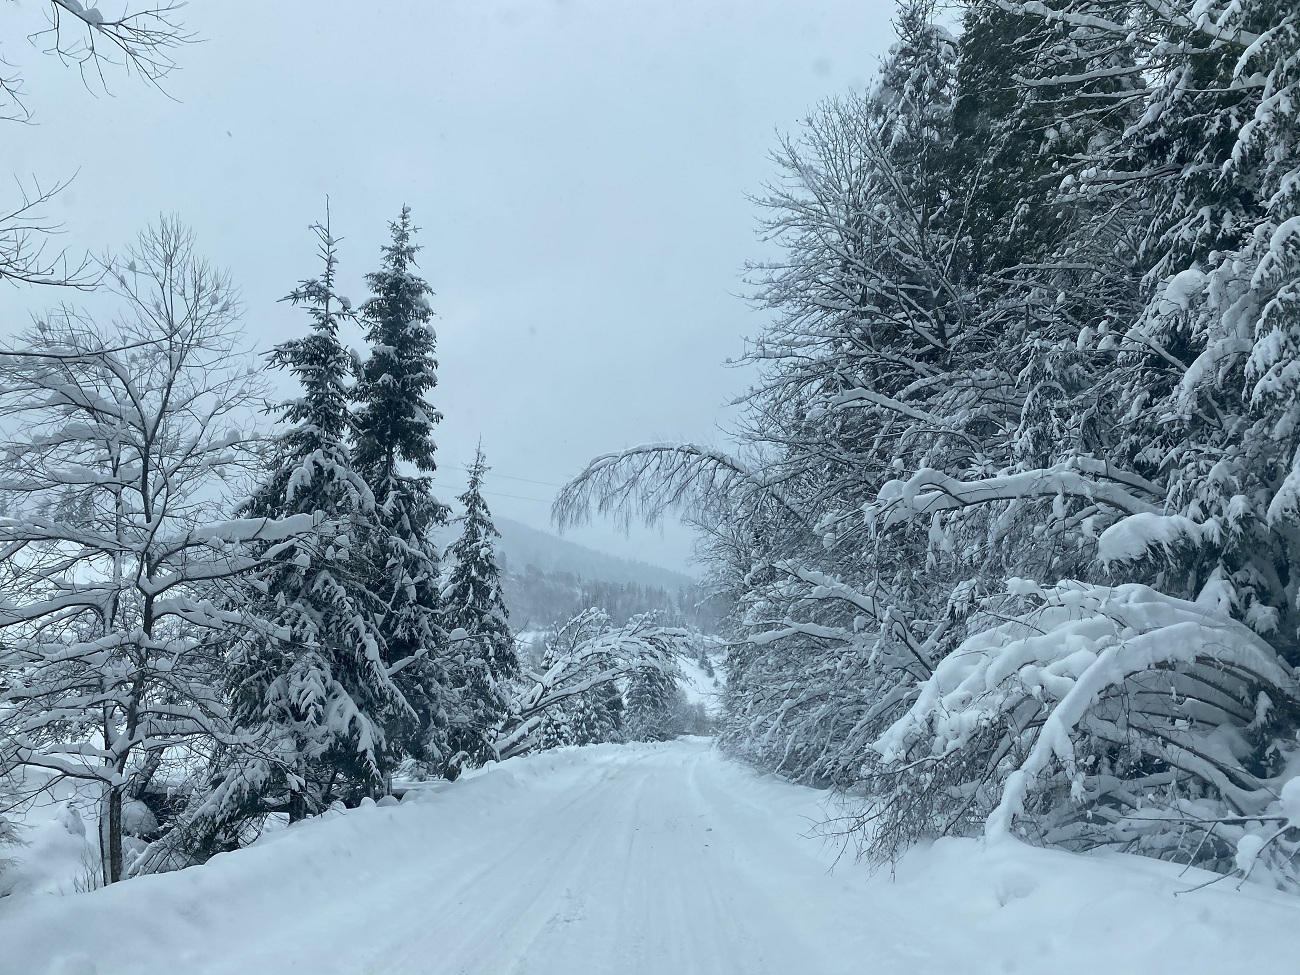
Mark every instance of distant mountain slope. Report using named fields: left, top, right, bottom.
left=436, top=516, right=721, bottom=633
left=492, top=517, right=697, bottom=592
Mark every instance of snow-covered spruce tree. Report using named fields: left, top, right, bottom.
left=0, top=219, right=306, bottom=885
left=623, top=664, right=685, bottom=743
left=352, top=206, right=452, bottom=771
left=191, top=218, right=404, bottom=850
left=835, top=1, right=1300, bottom=881
left=441, top=444, right=517, bottom=774
left=1061, top=0, right=1300, bottom=634
left=949, top=0, right=1136, bottom=275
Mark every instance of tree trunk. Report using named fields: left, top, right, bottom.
left=100, top=785, right=124, bottom=885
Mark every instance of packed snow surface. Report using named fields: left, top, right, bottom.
left=3, top=739, right=1298, bottom=974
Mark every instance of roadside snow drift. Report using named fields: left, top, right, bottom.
left=1, top=739, right=1297, bottom=975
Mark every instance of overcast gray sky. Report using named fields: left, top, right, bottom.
left=5, top=0, right=897, bottom=573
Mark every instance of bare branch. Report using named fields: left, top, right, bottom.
left=0, top=175, right=97, bottom=288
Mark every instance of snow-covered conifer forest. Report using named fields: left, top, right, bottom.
left=3, top=1, right=1300, bottom=973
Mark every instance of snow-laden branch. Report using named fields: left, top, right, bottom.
left=0, top=177, right=98, bottom=287
left=829, top=387, right=946, bottom=426
left=42, top=1, right=192, bottom=90
left=762, top=561, right=937, bottom=675
left=869, top=457, right=1162, bottom=529
left=1097, top=512, right=1221, bottom=566
left=553, top=442, right=807, bottom=532
left=496, top=613, right=694, bottom=760
left=872, top=582, right=1297, bottom=874
left=995, top=0, right=1261, bottom=50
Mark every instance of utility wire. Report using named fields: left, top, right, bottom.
left=474, top=469, right=564, bottom=489
left=431, top=481, right=553, bottom=505
left=442, top=460, right=566, bottom=490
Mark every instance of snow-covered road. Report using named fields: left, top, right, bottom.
left=4, top=738, right=1298, bottom=975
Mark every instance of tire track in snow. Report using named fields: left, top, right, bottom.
left=5, top=741, right=914, bottom=975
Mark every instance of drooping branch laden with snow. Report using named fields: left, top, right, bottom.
left=495, top=611, right=692, bottom=760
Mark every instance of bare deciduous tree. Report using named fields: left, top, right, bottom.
left=0, top=218, right=308, bottom=885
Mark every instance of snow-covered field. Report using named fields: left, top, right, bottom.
left=2, top=738, right=1297, bottom=975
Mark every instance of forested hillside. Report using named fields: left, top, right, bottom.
left=559, top=0, right=1300, bottom=887
left=438, top=516, right=727, bottom=632
left=501, top=565, right=724, bottom=634
left=493, top=517, right=698, bottom=594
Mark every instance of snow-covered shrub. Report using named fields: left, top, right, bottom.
left=868, top=582, right=1299, bottom=879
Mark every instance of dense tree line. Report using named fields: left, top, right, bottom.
left=558, top=0, right=1300, bottom=887
left=502, top=566, right=727, bottom=634
left=0, top=210, right=695, bottom=885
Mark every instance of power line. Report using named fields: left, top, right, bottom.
left=440, top=459, right=566, bottom=490
left=457, top=466, right=564, bottom=489
left=478, top=469, right=565, bottom=489
left=431, top=481, right=553, bottom=505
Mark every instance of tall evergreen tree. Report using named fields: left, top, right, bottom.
left=353, top=206, right=451, bottom=767
left=623, top=665, right=682, bottom=742
left=442, top=444, right=517, bottom=772
left=212, top=218, right=399, bottom=832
